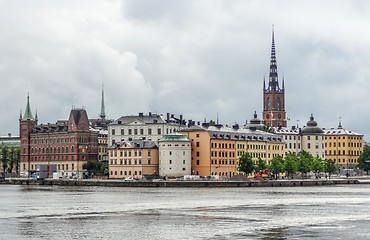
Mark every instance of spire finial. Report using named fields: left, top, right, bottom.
left=338, top=117, right=342, bottom=129
left=19, top=109, right=22, bottom=120
left=35, top=110, right=38, bottom=121
left=99, top=83, right=106, bottom=119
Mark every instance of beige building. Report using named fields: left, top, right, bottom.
left=158, top=133, right=191, bottom=177
left=274, top=115, right=325, bottom=158
left=108, top=140, right=158, bottom=179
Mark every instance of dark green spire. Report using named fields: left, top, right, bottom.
left=35, top=110, right=38, bottom=121
left=23, top=94, right=34, bottom=120
left=19, top=109, right=22, bottom=120
left=99, top=83, right=106, bottom=119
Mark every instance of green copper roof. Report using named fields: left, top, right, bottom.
left=22, top=95, right=34, bottom=120
left=159, top=132, right=190, bottom=141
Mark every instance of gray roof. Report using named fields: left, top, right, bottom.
left=111, top=114, right=166, bottom=125
left=323, top=128, right=362, bottom=136
left=301, top=115, right=324, bottom=135
left=181, top=125, right=284, bottom=143
left=110, top=139, right=158, bottom=149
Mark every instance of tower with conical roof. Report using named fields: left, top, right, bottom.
left=19, top=94, right=37, bottom=176
left=99, top=84, right=106, bottom=120
left=262, top=27, right=287, bottom=127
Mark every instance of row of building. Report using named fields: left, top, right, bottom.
left=14, top=29, right=364, bottom=179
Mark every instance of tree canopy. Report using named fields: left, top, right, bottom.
left=358, top=145, right=370, bottom=172
left=238, top=153, right=255, bottom=176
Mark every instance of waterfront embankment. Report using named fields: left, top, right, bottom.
left=1, top=177, right=369, bottom=187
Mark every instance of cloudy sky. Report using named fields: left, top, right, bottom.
left=1, top=0, right=370, bottom=141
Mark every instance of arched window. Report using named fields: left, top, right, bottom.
left=266, top=97, right=271, bottom=110
left=277, top=97, right=281, bottom=110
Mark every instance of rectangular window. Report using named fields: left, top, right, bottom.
left=112, top=129, right=115, bottom=135
left=158, top=128, right=161, bottom=135
left=140, top=129, right=144, bottom=135
left=196, top=160, right=200, bottom=165
left=121, top=129, right=124, bottom=135
left=128, top=129, right=132, bottom=135
left=196, top=152, right=200, bottom=157
left=148, top=129, right=152, bottom=135
left=134, top=129, right=138, bottom=135
left=196, top=142, right=199, bottom=147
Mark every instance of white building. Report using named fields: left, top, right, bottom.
left=158, top=132, right=191, bottom=177
left=274, top=114, right=325, bottom=158
left=108, top=113, right=186, bottom=146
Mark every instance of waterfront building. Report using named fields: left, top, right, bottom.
left=158, top=132, right=191, bottom=177
left=274, top=115, right=325, bottom=158
left=324, top=121, right=363, bottom=171
left=180, top=124, right=285, bottom=178
left=0, top=133, right=20, bottom=148
left=19, top=95, right=98, bottom=178
left=262, top=29, right=287, bottom=127
left=108, top=112, right=186, bottom=145
left=108, top=140, right=158, bottom=179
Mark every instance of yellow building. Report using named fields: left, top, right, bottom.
left=98, top=131, right=108, bottom=161
left=180, top=124, right=285, bottom=178
left=108, top=140, right=158, bottom=179
left=324, top=125, right=363, bottom=172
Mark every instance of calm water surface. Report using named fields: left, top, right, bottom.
left=0, top=184, right=369, bottom=239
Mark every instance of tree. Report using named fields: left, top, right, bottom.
left=311, top=156, right=324, bottom=178
left=209, top=120, right=216, bottom=126
left=255, top=157, right=267, bottom=172
left=238, top=153, right=255, bottom=176
left=324, top=159, right=337, bottom=178
left=8, top=147, right=19, bottom=173
left=297, top=151, right=313, bottom=178
left=358, top=145, right=370, bottom=174
left=262, top=124, right=274, bottom=133
left=284, top=152, right=298, bottom=179
left=269, top=155, right=284, bottom=179
left=1, top=146, right=10, bottom=173
left=83, top=160, right=108, bottom=177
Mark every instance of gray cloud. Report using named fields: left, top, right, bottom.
left=0, top=0, right=369, bottom=141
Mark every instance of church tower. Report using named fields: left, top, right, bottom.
left=19, top=94, right=37, bottom=175
left=262, top=28, right=287, bottom=127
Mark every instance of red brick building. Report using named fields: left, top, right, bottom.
left=19, top=95, right=98, bottom=178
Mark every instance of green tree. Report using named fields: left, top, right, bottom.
left=262, top=124, right=274, bottom=133
left=269, top=155, right=284, bottom=179
left=83, top=160, right=108, bottom=177
left=311, top=156, right=324, bottom=178
left=238, top=153, right=255, bottom=176
left=284, top=152, right=298, bottom=179
left=297, top=150, right=314, bottom=178
left=209, top=120, right=216, bottom=126
left=324, top=159, right=337, bottom=178
left=1, top=146, right=10, bottom=173
left=8, top=147, right=19, bottom=173
left=358, top=145, right=370, bottom=173
left=255, top=157, right=267, bottom=172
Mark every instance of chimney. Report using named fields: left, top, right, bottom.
left=167, top=113, right=170, bottom=123
left=8, top=133, right=11, bottom=137
left=179, top=115, right=183, bottom=124
left=149, top=112, right=152, bottom=116
left=197, top=121, right=200, bottom=125
left=139, top=112, right=143, bottom=117
left=171, top=114, right=174, bottom=118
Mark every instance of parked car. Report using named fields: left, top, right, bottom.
left=124, top=177, right=134, bottom=181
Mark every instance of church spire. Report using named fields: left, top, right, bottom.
left=99, top=83, right=106, bottom=119
left=23, top=94, right=34, bottom=120
left=267, top=25, right=280, bottom=92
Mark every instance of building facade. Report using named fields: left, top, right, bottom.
left=108, top=113, right=186, bottom=146
left=180, top=124, right=285, bottom=178
left=19, top=96, right=98, bottom=177
left=324, top=123, right=363, bottom=172
left=108, top=140, right=158, bottom=179
left=262, top=29, right=287, bottom=127
left=158, top=133, right=191, bottom=177
left=274, top=115, right=325, bottom=158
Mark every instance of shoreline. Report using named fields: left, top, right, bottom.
left=1, top=177, right=369, bottom=188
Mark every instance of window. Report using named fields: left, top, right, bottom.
left=307, top=143, right=311, bottom=149
left=158, top=128, right=161, bottom=135
left=112, top=129, right=115, bottom=135
left=183, top=160, right=186, bottom=164
left=169, top=160, right=172, bottom=164
left=196, top=142, right=199, bottom=147
left=121, top=129, right=124, bottom=135
left=134, top=129, right=138, bottom=135
left=140, top=129, right=144, bottom=135
left=128, top=129, right=132, bottom=135
left=148, top=129, right=152, bottom=135
left=196, top=134, right=199, bottom=137
left=196, top=152, right=200, bottom=157
left=196, top=160, right=200, bottom=165
left=307, top=136, right=311, bottom=140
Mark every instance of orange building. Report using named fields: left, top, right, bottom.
left=180, top=124, right=285, bottom=178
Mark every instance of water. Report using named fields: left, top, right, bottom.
left=0, top=184, right=369, bottom=239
